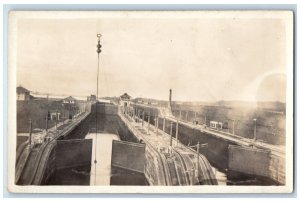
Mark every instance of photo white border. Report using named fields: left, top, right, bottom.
left=5, top=9, right=295, bottom=194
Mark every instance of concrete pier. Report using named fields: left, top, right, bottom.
left=87, top=133, right=120, bottom=186
left=118, top=107, right=218, bottom=185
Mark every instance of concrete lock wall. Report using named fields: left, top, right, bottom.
left=111, top=140, right=145, bottom=173
left=63, top=104, right=133, bottom=141
left=268, top=153, right=285, bottom=185
left=62, top=113, right=93, bottom=140
left=55, top=139, right=93, bottom=170
left=116, top=117, right=139, bottom=143
left=40, top=142, right=57, bottom=184
left=228, top=145, right=270, bottom=178
left=90, top=103, right=139, bottom=143
left=172, top=106, right=285, bottom=146
left=161, top=118, right=234, bottom=170
left=39, top=139, right=92, bottom=185
left=92, top=103, right=118, bottom=115
left=17, top=136, right=28, bottom=149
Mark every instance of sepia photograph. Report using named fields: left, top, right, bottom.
left=7, top=10, right=294, bottom=193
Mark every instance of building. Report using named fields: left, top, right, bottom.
left=119, top=93, right=131, bottom=107
left=210, top=121, right=223, bottom=130
left=87, top=94, right=97, bottom=102
left=62, top=96, right=76, bottom=104
left=49, top=110, right=61, bottom=121
left=16, top=86, right=31, bottom=101
left=61, top=96, right=78, bottom=119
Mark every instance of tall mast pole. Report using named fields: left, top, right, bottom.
left=93, top=33, right=102, bottom=185
left=97, top=34, right=102, bottom=101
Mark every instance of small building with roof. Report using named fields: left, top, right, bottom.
left=119, top=93, right=131, bottom=107
left=62, top=96, right=76, bottom=104
left=16, top=86, right=32, bottom=101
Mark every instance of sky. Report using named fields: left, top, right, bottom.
left=16, top=12, right=290, bottom=102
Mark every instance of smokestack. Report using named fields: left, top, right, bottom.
left=168, top=89, right=172, bottom=110
left=168, top=89, right=172, bottom=115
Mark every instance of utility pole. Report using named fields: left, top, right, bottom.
left=138, top=110, right=140, bottom=123
left=190, top=169, right=194, bottom=185
left=55, top=110, right=58, bottom=131
left=232, top=120, right=235, bottom=136
left=163, top=117, right=166, bottom=133
left=29, top=119, right=32, bottom=149
left=156, top=116, right=158, bottom=135
left=170, top=122, right=173, bottom=147
left=176, top=119, right=179, bottom=145
left=179, top=110, right=182, bottom=120
left=253, top=118, right=257, bottom=141
left=142, top=111, right=145, bottom=127
left=196, top=141, right=200, bottom=182
left=147, top=114, right=150, bottom=135
left=133, top=109, right=135, bottom=120
left=45, top=111, right=48, bottom=134
left=186, top=111, right=188, bottom=122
